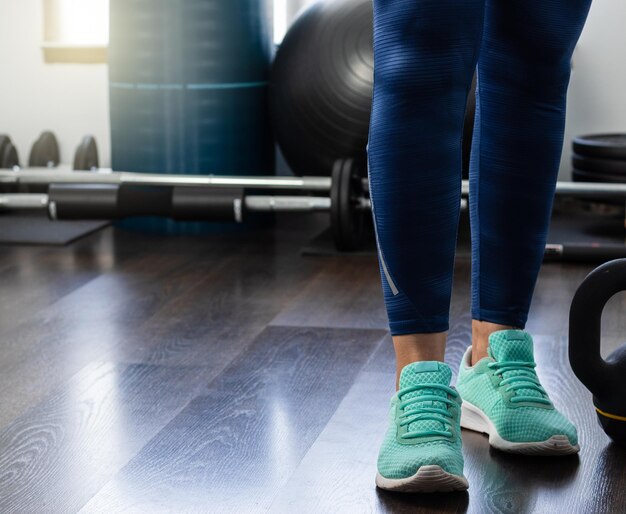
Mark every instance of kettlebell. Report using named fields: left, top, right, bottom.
left=569, top=258, right=626, bottom=445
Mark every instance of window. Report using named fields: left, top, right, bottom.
left=274, top=0, right=289, bottom=44
left=43, top=0, right=312, bottom=62
left=43, top=0, right=109, bottom=63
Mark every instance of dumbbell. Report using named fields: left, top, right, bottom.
left=17, top=131, right=60, bottom=193
left=73, top=135, right=99, bottom=171
left=0, top=134, right=20, bottom=169
left=29, top=131, right=60, bottom=168
left=21, top=132, right=100, bottom=191
left=27, top=132, right=99, bottom=171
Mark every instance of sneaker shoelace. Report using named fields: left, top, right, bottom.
left=488, top=360, right=552, bottom=406
left=398, top=383, right=458, bottom=439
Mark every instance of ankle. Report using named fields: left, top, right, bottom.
left=393, top=332, right=447, bottom=389
left=471, top=320, right=518, bottom=365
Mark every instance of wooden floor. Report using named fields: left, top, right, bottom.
left=0, top=213, right=624, bottom=513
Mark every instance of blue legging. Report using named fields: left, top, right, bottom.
left=368, top=0, right=592, bottom=335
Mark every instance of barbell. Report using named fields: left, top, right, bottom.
left=0, top=158, right=369, bottom=250
left=3, top=159, right=626, bottom=254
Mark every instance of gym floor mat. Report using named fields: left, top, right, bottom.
left=0, top=213, right=109, bottom=246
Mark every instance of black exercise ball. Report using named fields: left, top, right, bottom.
left=270, top=0, right=476, bottom=177
left=271, top=0, right=374, bottom=176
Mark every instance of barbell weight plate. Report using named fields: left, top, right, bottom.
left=572, top=154, right=626, bottom=176
left=347, top=160, right=367, bottom=250
left=28, top=131, right=60, bottom=168
left=331, top=157, right=366, bottom=251
left=572, top=168, right=626, bottom=184
left=73, top=135, right=100, bottom=171
left=573, top=134, right=626, bottom=161
left=330, top=159, right=344, bottom=248
left=2, top=142, right=19, bottom=169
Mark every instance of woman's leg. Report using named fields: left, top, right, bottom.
left=368, top=0, right=485, bottom=384
left=370, top=0, right=486, bottom=492
left=455, top=0, right=592, bottom=457
left=469, top=0, right=593, bottom=361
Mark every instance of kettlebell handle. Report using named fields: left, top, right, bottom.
left=569, top=259, right=626, bottom=396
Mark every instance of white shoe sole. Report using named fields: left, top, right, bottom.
left=460, top=400, right=580, bottom=455
left=376, top=465, right=469, bottom=493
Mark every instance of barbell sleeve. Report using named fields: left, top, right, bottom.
left=244, top=195, right=331, bottom=212
left=0, top=194, right=48, bottom=210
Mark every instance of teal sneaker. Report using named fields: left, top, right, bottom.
left=456, top=329, right=579, bottom=455
left=376, top=361, right=468, bottom=492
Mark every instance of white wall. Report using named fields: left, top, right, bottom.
left=287, top=0, right=314, bottom=23
left=0, top=0, right=110, bottom=167
left=560, top=0, right=626, bottom=179
left=0, top=0, right=623, bottom=176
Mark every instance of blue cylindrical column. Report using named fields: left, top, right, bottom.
left=108, top=0, right=274, bottom=232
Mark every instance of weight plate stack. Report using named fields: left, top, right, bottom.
left=572, top=134, right=626, bottom=204
left=573, top=134, right=626, bottom=161
left=572, top=155, right=626, bottom=176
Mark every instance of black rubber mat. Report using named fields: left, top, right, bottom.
left=0, top=213, right=109, bottom=246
